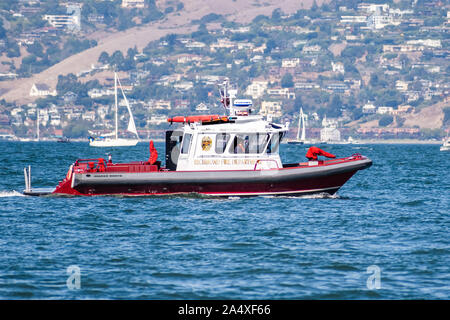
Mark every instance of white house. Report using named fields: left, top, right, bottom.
left=50, top=114, right=61, bottom=126
left=362, top=102, right=376, bottom=114
left=320, top=127, right=341, bottom=142
left=395, top=80, right=409, bottom=92
left=152, top=100, right=171, bottom=110
left=340, top=15, right=367, bottom=24
left=302, top=45, right=321, bottom=53
left=195, top=103, right=209, bottom=112
left=121, top=0, right=145, bottom=8
left=82, top=111, right=96, bottom=122
left=30, top=83, right=57, bottom=97
left=174, top=81, right=194, bottom=91
left=43, top=14, right=80, bottom=29
left=88, top=88, right=114, bottom=98
left=260, top=101, right=282, bottom=118
left=282, top=58, right=300, bottom=68
left=406, top=39, right=441, bottom=48
left=266, top=87, right=296, bottom=100
left=377, top=106, right=394, bottom=115
left=245, top=80, right=268, bottom=99
left=331, top=62, right=345, bottom=74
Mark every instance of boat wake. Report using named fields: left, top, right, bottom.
left=0, top=190, right=25, bottom=197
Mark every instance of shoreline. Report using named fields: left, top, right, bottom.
left=353, top=139, right=443, bottom=145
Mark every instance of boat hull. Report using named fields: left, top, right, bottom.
left=54, top=157, right=372, bottom=197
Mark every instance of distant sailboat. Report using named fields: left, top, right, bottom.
left=89, top=72, right=139, bottom=147
left=288, top=107, right=308, bottom=145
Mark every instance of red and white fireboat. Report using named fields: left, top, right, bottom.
left=23, top=83, right=371, bottom=197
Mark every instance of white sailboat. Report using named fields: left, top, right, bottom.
left=89, top=72, right=139, bottom=147
left=288, top=107, right=308, bottom=144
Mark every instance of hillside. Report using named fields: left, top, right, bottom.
left=403, top=101, right=446, bottom=130
left=0, top=0, right=326, bottom=105
left=348, top=102, right=446, bottom=130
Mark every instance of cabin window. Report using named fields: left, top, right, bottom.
left=229, top=133, right=269, bottom=154
left=229, top=134, right=250, bottom=154
left=248, top=133, right=270, bottom=153
left=181, top=133, right=192, bottom=154
left=165, top=131, right=183, bottom=170
left=215, top=133, right=230, bottom=154
left=267, top=132, right=283, bottom=154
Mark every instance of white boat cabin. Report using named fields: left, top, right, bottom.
left=165, top=99, right=289, bottom=171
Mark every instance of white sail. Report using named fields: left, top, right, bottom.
left=89, top=72, right=139, bottom=147
left=127, top=115, right=138, bottom=136
left=117, top=75, right=139, bottom=138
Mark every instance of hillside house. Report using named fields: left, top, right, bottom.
left=245, top=80, right=268, bottom=99
left=43, top=13, right=80, bottom=31
left=362, top=102, right=376, bottom=114
left=266, top=87, right=296, bottom=100
left=174, top=81, right=194, bottom=91
left=282, top=58, right=300, bottom=68
left=50, top=114, right=61, bottom=126
left=63, top=91, right=78, bottom=104
left=331, top=62, right=345, bottom=74
left=340, top=15, right=367, bottom=24
left=395, top=80, right=409, bottom=92
left=377, top=106, right=394, bottom=115
left=88, top=88, right=114, bottom=98
left=321, top=127, right=341, bottom=142
left=121, top=0, right=145, bottom=8
left=260, top=101, right=283, bottom=118
left=29, top=83, right=57, bottom=97
left=82, top=111, right=96, bottom=122
left=195, top=103, right=209, bottom=112
left=152, top=100, right=171, bottom=110
left=302, top=45, right=321, bottom=53
left=174, top=100, right=189, bottom=109
left=392, top=105, right=412, bottom=115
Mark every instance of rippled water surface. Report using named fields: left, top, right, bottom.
left=0, top=141, right=448, bottom=299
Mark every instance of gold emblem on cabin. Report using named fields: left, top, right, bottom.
left=201, top=136, right=212, bottom=151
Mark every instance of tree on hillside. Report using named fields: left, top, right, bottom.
left=327, top=95, right=342, bottom=118
left=56, top=73, right=78, bottom=96
left=281, top=73, right=294, bottom=88
left=191, top=24, right=214, bottom=44
left=379, top=115, right=394, bottom=127
left=98, top=51, right=110, bottom=65
left=294, top=96, right=303, bottom=111
left=6, top=40, right=20, bottom=58
left=264, top=39, right=277, bottom=54
left=443, top=107, right=450, bottom=126
left=271, top=9, right=282, bottom=22
left=0, top=20, right=6, bottom=39
left=26, top=42, right=45, bottom=58
left=164, top=33, right=177, bottom=47
left=110, top=50, right=125, bottom=69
